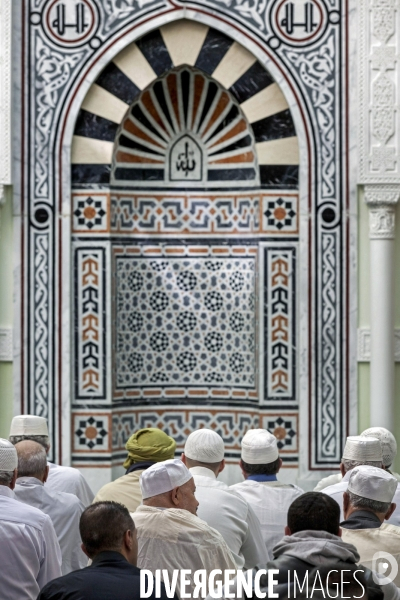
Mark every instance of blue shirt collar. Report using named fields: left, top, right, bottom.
left=247, top=474, right=278, bottom=482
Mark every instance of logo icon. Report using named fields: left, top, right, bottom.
left=372, top=551, right=398, bottom=585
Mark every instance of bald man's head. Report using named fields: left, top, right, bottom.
left=15, top=440, right=48, bottom=482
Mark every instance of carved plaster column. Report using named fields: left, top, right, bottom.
left=359, top=0, right=400, bottom=428
left=365, top=186, right=400, bottom=428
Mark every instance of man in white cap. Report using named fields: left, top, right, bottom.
left=362, top=427, right=400, bottom=480
left=0, top=438, right=62, bottom=599
left=14, top=440, right=87, bottom=575
left=230, top=429, right=303, bottom=555
left=134, top=458, right=237, bottom=597
left=322, top=436, right=382, bottom=516
left=182, top=428, right=269, bottom=568
left=314, top=426, right=400, bottom=491
left=9, top=415, right=94, bottom=506
left=322, top=435, right=400, bottom=526
left=341, top=465, right=400, bottom=586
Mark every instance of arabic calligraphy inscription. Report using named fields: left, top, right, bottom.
left=169, top=135, right=203, bottom=182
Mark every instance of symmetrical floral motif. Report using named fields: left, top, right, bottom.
left=263, top=413, right=298, bottom=454
left=73, top=193, right=109, bottom=232
left=262, top=196, right=298, bottom=233
left=73, top=414, right=110, bottom=452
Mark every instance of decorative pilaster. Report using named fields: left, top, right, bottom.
left=365, top=185, right=400, bottom=428
left=359, top=0, right=399, bottom=181
left=359, top=0, right=400, bottom=429
left=0, top=0, right=12, bottom=196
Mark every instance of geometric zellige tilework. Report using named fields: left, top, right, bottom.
left=115, top=256, right=257, bottom=390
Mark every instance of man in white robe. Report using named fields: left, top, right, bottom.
left=181, top=428, right=269, bottom=569
left=323, top=435, right=400, bottom=526
left=9, top=415, right=94, bottom=506
left=14, top=440, right=86, bottom=575
left=230, top=428, right=303, bottom=556
left=0, top=438, right=62, bottom=599
left=133, top=458, right=237, bottom=598
left=314, top=427, right=400, bottom=491
left=341, top=465, right=400, bottom=586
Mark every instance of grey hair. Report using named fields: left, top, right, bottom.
left=341, top=459, right=382, bottom=473
left=9, top=435, right=50, bottom=451
left=0, top=470, right=14, bottom=485
left=347, top=490, right=390, bottom=514
left=17, top=444, right=47, bottom=478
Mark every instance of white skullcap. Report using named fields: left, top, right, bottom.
left=140, top=458, right=192, bottom=500
left=0, top=438, right=18, bottom=471
left=9, top=415, right=48, bottom=437
left=241, top=429, right=279, bottom=464
left=342, top=435, right=382, bottom=462
left=184, top=429, right=224, bottom=463
left=348, top=465, right=397, bottom=503
left=361, top=427, right=397, bottom=467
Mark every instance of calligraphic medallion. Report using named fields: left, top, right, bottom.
left=269, top=0, right=329, bottom=47
left=42, top=0, right=100, bottom=48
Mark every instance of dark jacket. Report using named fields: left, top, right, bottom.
left=253, top=530, right=383, bottom=600
left=36, top=551, right=175, bottom=600
left=341, top=509, right=382, bottom=529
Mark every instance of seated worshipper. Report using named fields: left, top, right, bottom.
left=182, top=428, right=269, bottom=568
left=204, top=494, right=385, bottom=600
left=93, top=427, right=176, bottom=512
left=134, top=458, right=237, bottom=598
left=230, top=429, right=303, bottom=555
left=0, top=438, right=61, bottom=600
left=323, top=435, right=400, bottom=526
left=14, top=440, right=86, bottom=575
left=314, top=426, right=400, bottom=491
left=37, top=501, right=176, bottom=600
left=9, top=415, right=94, bottom=506
left=265, top=493, right=393, bottom=600
left=341, top=465, right=400, bottom=586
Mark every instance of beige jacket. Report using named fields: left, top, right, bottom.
left=133, top=505, right=237, bottom=598
left=342, top=522, right=400, bottom=587
left=93, top=470, right=144, bottom=512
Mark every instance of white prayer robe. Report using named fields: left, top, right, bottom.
left=315, top=470, right=400, bottom=492
left=47, top=462, right=94, bottom=506
left=342, top=522, right=400, bottom=587
left=314, top=472, right=342, bottom=491
left=133, top=505, right=237, bottom=598
left=0, top=485, right=62, bottom=600
left=323, top=470, right=400, bottom=526
left=189, top=466, right=269, bottom=568
left=230, top=479, right=303, bottom=555
left=15, top=476, right=87, bottom=575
